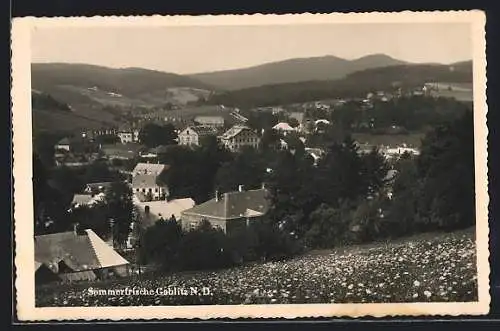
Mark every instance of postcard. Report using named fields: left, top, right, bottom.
left=12, top=11, right=489, bottom=320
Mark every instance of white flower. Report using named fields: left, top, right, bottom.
left=424, top=291, right=432, bottom=298
left=412, top=293, right=418, bottom=299
left=348, top=284, right=354, bottom=290
left=413, top=280, right=421, bottom=287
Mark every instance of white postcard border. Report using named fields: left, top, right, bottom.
left=12, top=11, right=489, bottom=320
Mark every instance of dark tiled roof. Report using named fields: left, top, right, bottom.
left=182, top=188, right=270, bottom=220
left=183, top=125, right=218, bottom=136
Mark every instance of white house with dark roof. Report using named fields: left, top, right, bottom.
left=178, top=125, right=218, bottom=147
left=55, top=137, right=71, bottom=152
left=220, top=125, right=260, bottom=152
left=132, top=174, right=169, bottom=201
left=131, top=163, right=169, bottom=200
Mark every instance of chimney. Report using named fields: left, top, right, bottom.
left=215, top=190, right=219, bottom=202
left=261, top=182, right=266, bottom=190
left=238, top=185, right=244, bottom=192
left=73, top=223, right=79, bottom=235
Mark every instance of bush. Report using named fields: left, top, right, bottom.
left=176, top=220, right=233, bottom=271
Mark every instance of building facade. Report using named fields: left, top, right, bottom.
left=181, top=187, right=270, bottom=234
left=220, top=125, right=260, bottom=152
left=178, top=125, right=218, bottom=147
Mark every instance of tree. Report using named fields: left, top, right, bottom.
left=265, top=150, right=320, bottom=236
left=104, top=181, right=135, bottom=247
left=387, top=156, right=422, bottom=236
left=138, top=123, right=178, bottom=148
left=316, top=135, right=366, bottom=206
left=68, top=203, right=110, bottom=239
left=259, top=129, right=281, bottom=152
left=177, top=220, right=232, bottom=270
left=139, top=218, right=183, bottom=268
left=94, top=134, right=120, bottom=145
left=83, top=161, right=121, bottom=184
left=304, top=203, right=352, bottom=248
left=416, top=110, right=475, bottom=230
left=360, top=147, right=390, bottom=197
left=288, top=117, right=300, bottom=128
left=215, top=147, right=265, bottom=193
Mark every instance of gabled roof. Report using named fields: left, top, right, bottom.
left=182, top=188, right=270, bottom=220
left=132, top=174, right=160, bottom=188
left=221, top=125, right=254, bottom=140
left=273, top=122, right=296, bottom=131
left=56, top=137, right=71, bottom=145
left=34, top=229, right=129, bottom=274
left=180, top=125, right=218, bottom=136
left=132, top=162, right=168, bottom=176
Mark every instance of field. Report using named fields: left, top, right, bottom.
left=35, top=228, right=478, bottom=307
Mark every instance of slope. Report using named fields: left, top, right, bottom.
left=189, top=54, right=407, bottom=90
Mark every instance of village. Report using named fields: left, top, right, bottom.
left=35, top=82, right=461, bottom=289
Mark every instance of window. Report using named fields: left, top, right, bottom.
left=155, top=188, right=158, bottom=192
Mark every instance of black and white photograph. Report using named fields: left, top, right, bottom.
left=12, top=12, right=489, bottom=320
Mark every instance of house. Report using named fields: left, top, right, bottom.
left=101, top=143, right=144, bottom=160
left=220, top=125, right=260, bottom=152
left=193, top=115, right=225, bottom=128
left=117, top=131, right=134, bottom=144
left=117, top=124, right=140, bottom=144
left=71, top=193, right=105, bottom=208
left=131, top=174, right=169, bottom=201
left=55, top=138, right=71, bottom=152
left=84, top=182, right=113, bottom=195
left=178, top=125, right=218, bottom=147
left=181, top=186, right=270, bottom=234
left=382, top=145, right=420, bottom=159
left=34, top=227, right=130, bottom=284
left=273, top=122, right=297, bottom=136
left=133, top=197, right=195, bottom=228
left=304, top=147, right=325, bottom=166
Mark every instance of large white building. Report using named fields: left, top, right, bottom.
left=131, top=163, right=169, bottom=201
left=178, top=125, right=218, bottom=147
left=220, top=125, right=260, bottom=152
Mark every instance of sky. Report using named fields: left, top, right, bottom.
left=31, top=23, right=472, bottom=75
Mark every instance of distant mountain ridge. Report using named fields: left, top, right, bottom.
left=189, top=54, right=408, bottom=90
left=206, top=61, right=473, bottom=108
left=32, top=63, right=215, bottom=96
